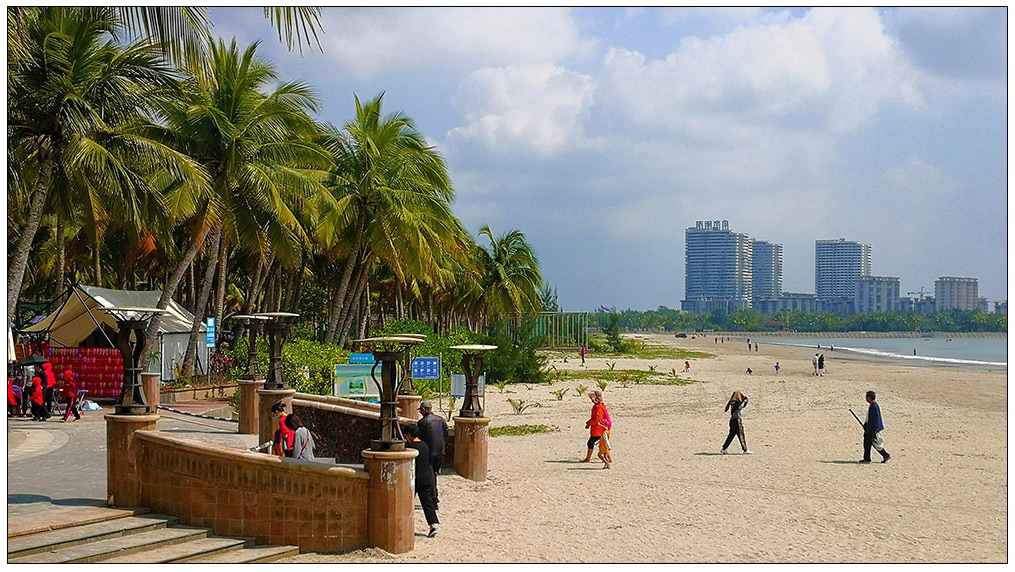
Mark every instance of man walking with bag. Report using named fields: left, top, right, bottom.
left=860, top=390, right=891, bottom=464
left=416, top=400, right=449, bottom=510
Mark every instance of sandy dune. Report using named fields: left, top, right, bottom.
left=283, top=333, right=1007, bottom=563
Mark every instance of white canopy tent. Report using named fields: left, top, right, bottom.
left=21, top=285, right=208, bottom=381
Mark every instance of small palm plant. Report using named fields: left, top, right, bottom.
left=619, top=374, right=631, bottom=389
left=606, top=362, right=616, bottom=371
left=494, top=379, right=510, bottom=393
left=574, top=384, right=589, bottom=397
left=648, top=365, right=657, bottom=373
left=597, top=380, right=608, bottom=392
left=551, top=388, right=569, bottom=401
left=507, top=398, right=542, bottom=414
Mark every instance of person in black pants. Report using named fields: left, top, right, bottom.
left=403, top=423, right=439, bottom=537
left=416, top=400, right=448, bottom=510
left=721, top=391, right=753, bottom=455
left=860, top=390, right=891, bottom=463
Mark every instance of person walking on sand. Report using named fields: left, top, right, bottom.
left=581, top=390, right=607, bottom=462
left=580, top=345, right=587, bottom=366
left=416, top=400, right=448, bottom=511
left=817, top=354, right=825, bottom=376
left=812, top=353, right=819, bottom=376
left=597, top=401, right=613, bottom=469
left=860, top=390, right=891, bottom=464
left=774, top=362, right=780, bottom=374
left=684, top=361, right=691, bottom=373
left=404, top=423, right=440, bottom=537
left=721, top=391, right=752, bottom=455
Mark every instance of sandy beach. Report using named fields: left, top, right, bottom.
left=282, top=333, right=1007, bottom=563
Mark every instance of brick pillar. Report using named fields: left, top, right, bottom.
left=362, top=448, right=417, bottom=554
left=257, top=388, right=295, bottom=447
left=396, top=394, right=422, bottom=420
left=238, top=379, right=264, bottom=435
left=140, top=373, right=160, bottom=413
left=105, top=413, right=160, bottom=507
left=452, top=416, right=491, bottom=482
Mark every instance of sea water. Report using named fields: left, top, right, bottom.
left=751, top=336, right=1007, bottom=369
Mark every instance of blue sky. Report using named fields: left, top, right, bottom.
left=210, top=7, right=1008, bottom=311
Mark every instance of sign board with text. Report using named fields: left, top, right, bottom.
left=333, top=363, right=380, bottom=397
left=411, top=357, right=440, bottom=380
left=450, top=373, right=485, bottom=398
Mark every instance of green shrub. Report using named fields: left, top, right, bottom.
left=481, top=317, right=548, bottom=385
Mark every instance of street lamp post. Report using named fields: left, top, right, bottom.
left=354, top=336, right=424, bottom=451
left=251, top=312, right=299, bottom=391
left=449, top=344, right=498, bottom=418
left=103, top=307, right=167, bottom=416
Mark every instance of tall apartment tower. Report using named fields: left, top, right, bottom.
left=935, top=276, right=978, bottom=311
left=751, top=240, right=783, bottom=302
left=815, top=238, right=872, bottom=311
left=855, top=276, right=901, bottom=313
left=682, top=220, right=753, bottom=314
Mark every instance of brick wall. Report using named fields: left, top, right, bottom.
left=134, top=431, right=369, bottom=554
left=291, top=394, right=421, bottom=464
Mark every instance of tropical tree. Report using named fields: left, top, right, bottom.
left=475, top=225, right=544, bottom=318
left=7, top=7, right=206, bottom=323
left=147, top=38, right=332, bottom=375
left=316, top=94, right=461, bottom=344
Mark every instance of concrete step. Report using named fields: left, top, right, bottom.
left=8, top=506, right=150, bottom=539
left=7, top=514, right=177, bottom=559
left=186, top=543, right=301, bottom=563
left=8, top=525, right=208, bottom=563
left=100, top=536, right=251, bottom=563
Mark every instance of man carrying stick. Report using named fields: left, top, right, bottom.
left=852, top=390, right=891, bottom=464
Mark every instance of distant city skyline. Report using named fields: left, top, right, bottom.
left=212, top=7, right=1008, bottom=310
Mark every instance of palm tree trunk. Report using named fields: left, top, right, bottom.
left=357, top=281, right=370, bottom=339
left=54, top=215, right=65, bottom=298
left=337, top=259, right=371, bottom=348
left=283, top=248, right=306, bottom=313
left=92, top=229, right=102, bottom=287
left=7, top=153, right=54, bottom=323
left=182, top=226, right=222, bottom=377
left=214, top=232, right=229, bottom=327
left=325, top=204, right=367, bottom=343
left=187, top=259, right=196, bottom=309
left=139, top=218, right=211, bottom=367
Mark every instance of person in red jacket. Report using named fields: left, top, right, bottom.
left=29, top=376, right=47, bottom=421
left=271, top=401, right=294, bottom=457
left=61, top=370, right=81, bottom=422
left=8, top=377, right=19, bottom=417
left=581, top=390, right=607, bottom=462
left=42, top=362, right=57, bottom=415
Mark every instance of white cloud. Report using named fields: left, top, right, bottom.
left=447, top=65, right=595, bottom=155
left=316, top=7, right=594, bottom=78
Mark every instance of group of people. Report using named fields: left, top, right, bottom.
left=581, top=390, right=613, bottom=469
left=716, top=389, right=891, bottom=463
left=269, top=399, right=450, bottom=539
left=812, top=353, right=827, bottom=376
left=7, top=363, right=81, bottom=422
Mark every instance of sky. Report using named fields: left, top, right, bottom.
left=209, top=7, right=1008, bottom=311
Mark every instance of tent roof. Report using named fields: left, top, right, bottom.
left=21, top=285, right=202, bottom=347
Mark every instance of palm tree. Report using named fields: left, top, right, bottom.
left=475, top=225, right=544, bottom=318
left=148, top=38, right=331, bottom=374
left=316, top=94, right=459, bottom=344
left=7, top=7, right=207, bottom=323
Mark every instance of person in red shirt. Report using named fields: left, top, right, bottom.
left=581, top=390, right=607, bottom=462
left=61, top=370, right=81, bottom=422
left=42, top=362, right=57, bottom=415
left=8, top=377, right=19, bottom=417
left=271, top=402, right=294, bottom=457
left=29, top=376, right=47, bottom=421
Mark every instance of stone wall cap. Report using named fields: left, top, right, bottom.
left=452, top=416, right=492, bottom=424
left=257, top=388, right=297, bottom=395
left=104, top=414, right=162, bottom=423
left=361, top=448, right=419, bottom=461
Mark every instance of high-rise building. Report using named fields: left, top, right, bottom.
left=751, top=240, right=783, bottom=303
left=815, top=238, right=872, bottom=313
left=934, top=277, right=978, bottom=311
left=855, top=276, right=900, bottom=313
left=682, top=220, right=752, bottom=314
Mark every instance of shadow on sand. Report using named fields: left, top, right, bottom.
left=8, top=494, right=105, bottom=507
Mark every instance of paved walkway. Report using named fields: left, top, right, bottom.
left=7, top=400, right=256, bottom=532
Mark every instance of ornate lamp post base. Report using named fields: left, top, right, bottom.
left=449, top=345, right=498, bottom=418
left=353, top=336, right=424, bottom=452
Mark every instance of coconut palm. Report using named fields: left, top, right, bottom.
left=7, top=7, right=207, bottom=323
left=475, top=225, right=544, bottom=318
left=316, top=94, right=460, bottom=344
left=148, top=38, right=331, bottom=374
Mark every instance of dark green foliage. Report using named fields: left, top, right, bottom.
left=481, top=316, right=548, bottom=385
left=370, top=318, right=483, bottom=399
left=602, top=312, right=628, bottom=352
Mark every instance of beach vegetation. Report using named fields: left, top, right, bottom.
left=506, top=398, right=542, bottom=414
left=490, top=424, right=558, bottom=437
left=574, top=384, right=589, bottom=396
left=596, top=380, right=608, bottom=392
left=551, top=388, right=569, bottom=400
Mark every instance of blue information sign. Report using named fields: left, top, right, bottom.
left=349, top=353, right=375, bottom=364
left=411, top=357, right=440, bottom=380
left=205, top=317, right=216, bottom=348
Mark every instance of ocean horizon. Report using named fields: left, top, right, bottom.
left=749, top=335, right=1007, bottom=369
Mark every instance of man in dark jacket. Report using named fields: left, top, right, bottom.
left=404, top=423, right=439, bottom=537
left=416, top=400, right=449, bottom=510
left=861, top=390, right=891, bottom=463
